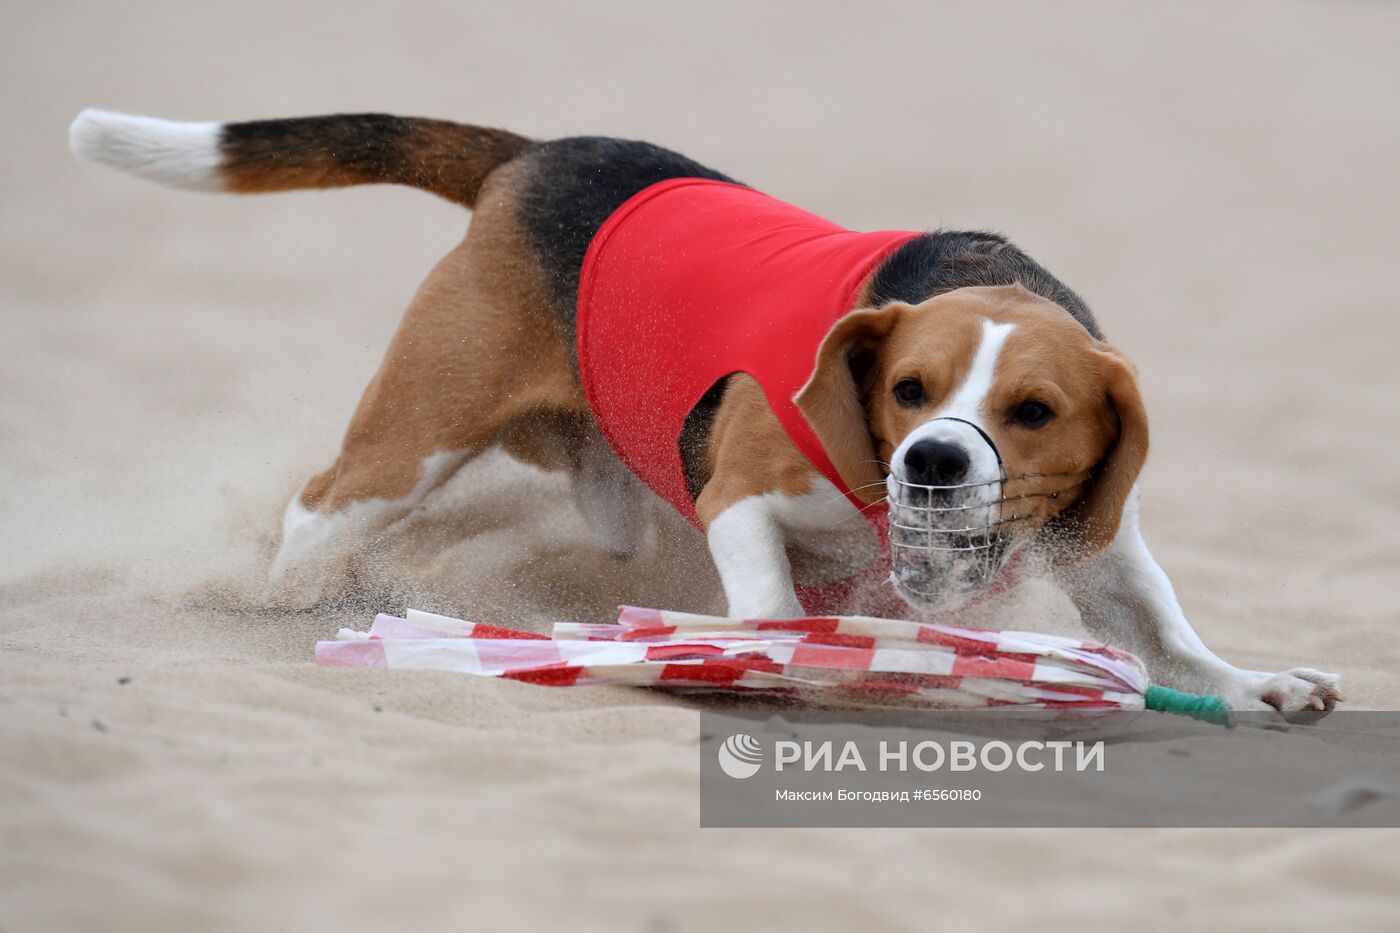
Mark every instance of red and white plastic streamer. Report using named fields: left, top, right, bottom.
left=314, top=606, right=1151, bottom=710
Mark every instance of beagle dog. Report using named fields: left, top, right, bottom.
left=69, top=108, right=1341, bottom=712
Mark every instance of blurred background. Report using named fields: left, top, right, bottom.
left=2, top=2, right=1398, bottom=930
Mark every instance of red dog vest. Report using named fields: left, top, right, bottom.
left=576, top=179, right=917, bottom=614
left=577, top=178, right=917, bottom=523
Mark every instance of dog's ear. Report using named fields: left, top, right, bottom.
left=794, top=304, right=904, bottom=503
left=1059, top=343, right=1150, bottom=553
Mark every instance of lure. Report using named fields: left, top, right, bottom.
left=315, top=606, right=1228, bottom=720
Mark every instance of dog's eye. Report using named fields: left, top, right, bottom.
left=893, top=379, right=925, bottom=407
left=1011, top=401, right=1053, bottom=428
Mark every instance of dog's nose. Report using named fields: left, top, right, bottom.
left=902, top=439, right=971, bottom=487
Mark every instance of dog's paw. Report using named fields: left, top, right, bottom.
left=1235, top=668, right=1343, bottom=714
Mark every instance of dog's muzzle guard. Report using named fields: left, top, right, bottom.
left=888, top=417, right=1048, bottom=606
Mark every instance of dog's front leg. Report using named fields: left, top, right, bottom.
left=705, top=496, right=805, bottom=618
left=1057, top=488, right=1341, bottom=712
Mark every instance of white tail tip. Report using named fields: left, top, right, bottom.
left=69, top=109, right=225, bottom=192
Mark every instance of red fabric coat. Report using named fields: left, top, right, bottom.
left=576, top=178, right=917, bottom=613
left=577, top=178, right=916, bottom=521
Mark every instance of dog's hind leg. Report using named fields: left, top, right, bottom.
left=498, top=412, right=650, bottom=560
left=270, top=447, right=474, bottom=604
left=270, top=171, right=582, bottom=604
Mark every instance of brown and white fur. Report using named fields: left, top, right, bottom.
left=69, top=108, right=1341, bottom=712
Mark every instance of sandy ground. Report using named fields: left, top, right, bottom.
left=3, top=1, right=1400, bottom=930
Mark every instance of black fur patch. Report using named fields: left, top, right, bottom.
left=863, top=231, right=1103, bottom=339
left=517, top=136, right=737, bottom=327
left=679, top=377, right=730, bottom=503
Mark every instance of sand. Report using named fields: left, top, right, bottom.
left=3, top=1, right=1399, bottom=929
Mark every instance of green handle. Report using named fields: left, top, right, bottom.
left=1144, top=685, right=1232, bottom=725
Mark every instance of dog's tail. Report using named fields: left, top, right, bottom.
left=69, top=109, right=532, bottom=208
